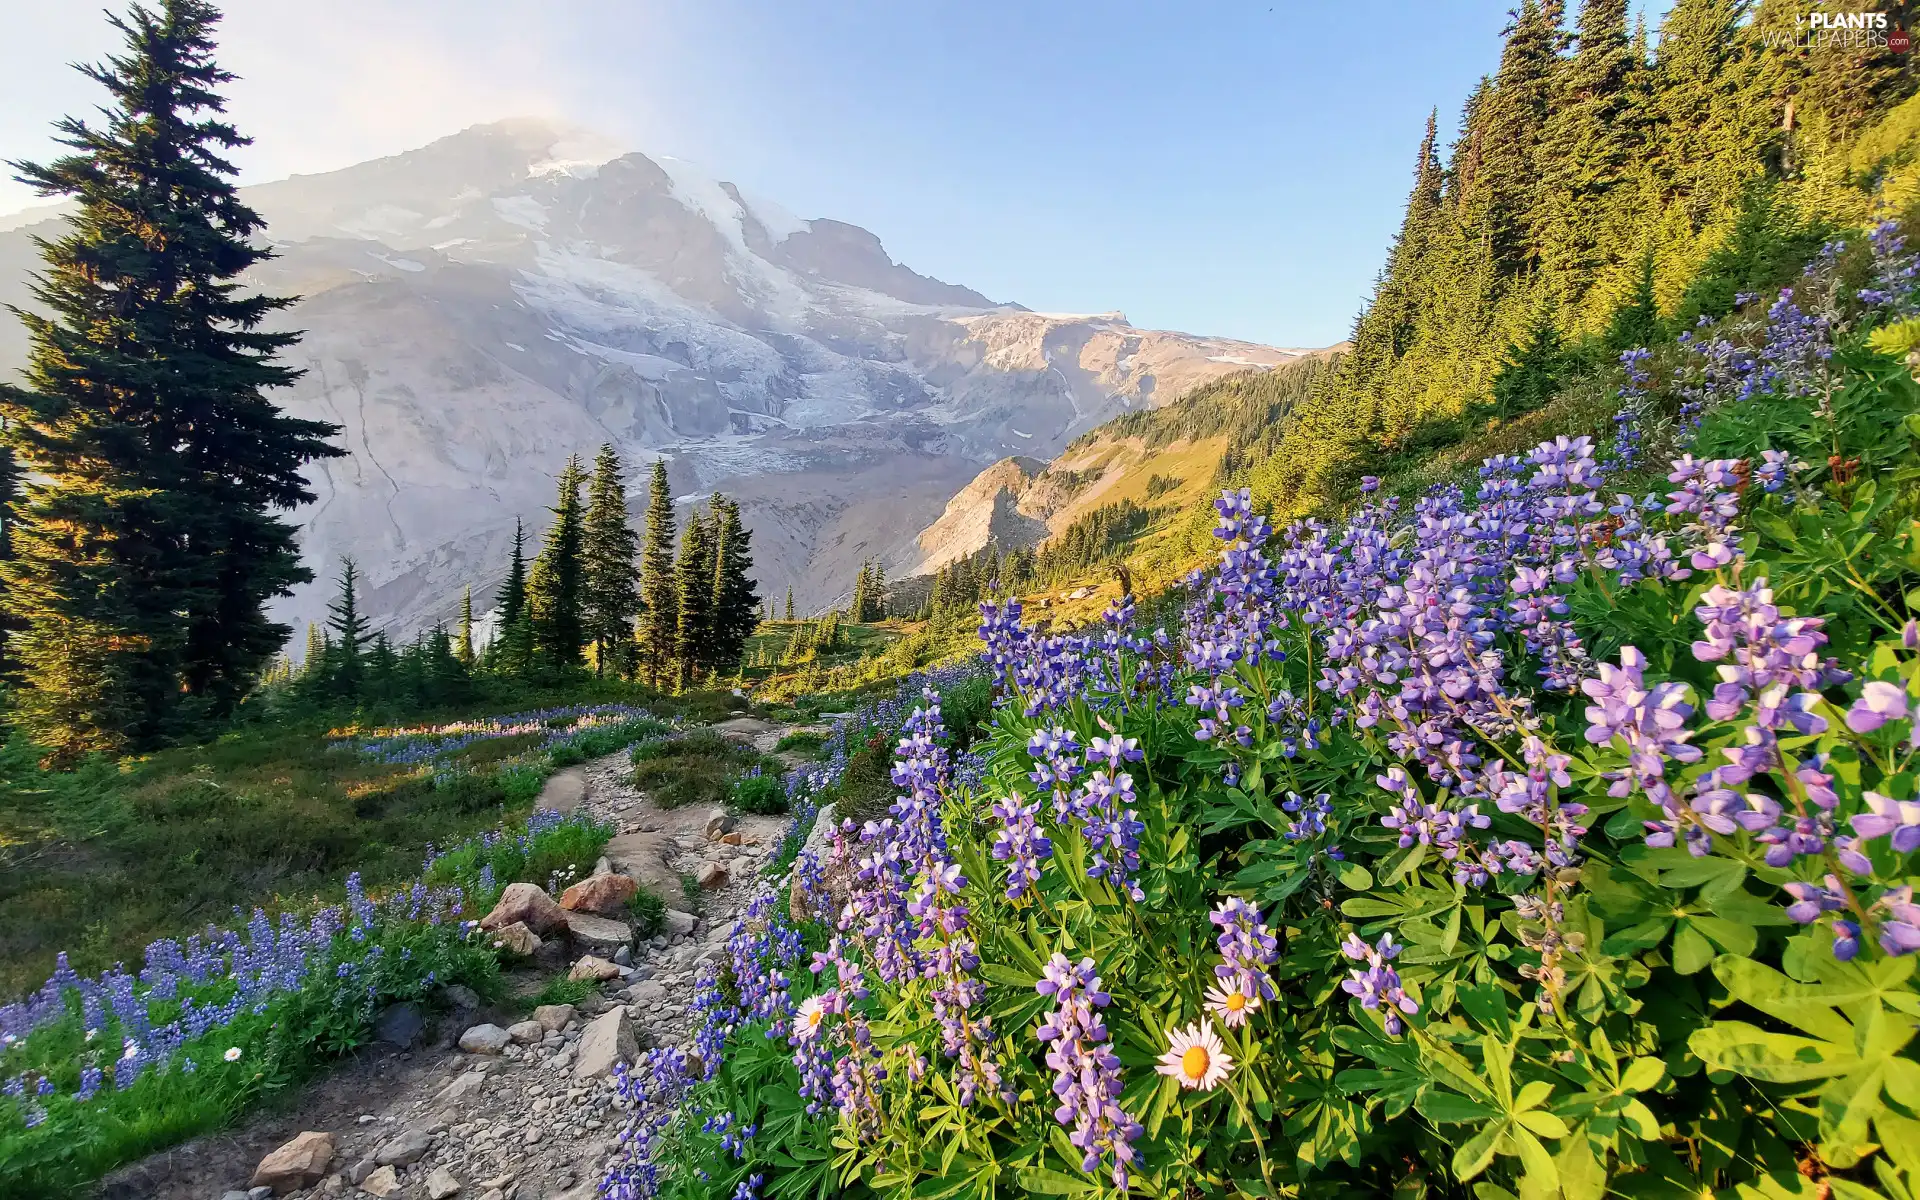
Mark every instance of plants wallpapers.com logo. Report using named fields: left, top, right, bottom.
left=1763, top=8, right=1913, bottom=50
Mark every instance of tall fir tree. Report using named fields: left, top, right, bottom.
left=0, top=0, right=343, bottom=754
left=637, top=459, right=679, bottom=688
left=581, top=443, right=640, bottom=677
left=1537, top=0, right=1643, bottom=305
left=672, top=503, right=718, bottom=689
left=708, top=497, right=759, bottom=673
left=302, top=622, right=325, bottom=678
left=527, top=456, right=587, bottom=670
left=324, top=558, right=367, bottom=700
left=1491, top=317, right=1570, bottom=419
left=850, top=561, right=870, bottom=626
left=453, top=585, right=474, bottom=665
left=492, top=517, right=533, bottom=672
left=785, top=588, right=794, bottom=621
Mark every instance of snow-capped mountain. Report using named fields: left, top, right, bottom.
left=0, top=118, right=1318, bottom=636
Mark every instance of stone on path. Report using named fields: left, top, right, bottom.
left=457, top=1023, right=511, bottom=1054
left=560, top=872, right=638, bottom=915
left=372, top=1126, right=432, bottom=1167
left=508, top=1020, right=544, bottom=1044
left=479, top=883, right=567, bottom=936
left=625, top=980, right=667, bottom=1008
left=662, top=908, right=697, bottom=937
left=487, top=921, right=541, bottom=956
left=704, top=807, right=735, bottom=839
left=564, top=910, right=633, bottom=955
left=573, top=1007, right=638, bottom=1081
left=569, top=954, right=621, bottom=982
left=425, top=1166, right=462, bottom=1199
left=537, top=765, right=588, bottom=813
left=695, top=860, right=729, bottom=890
left=532, top=1003, right=576, bottom=1032
left=602, top=830, right=679, bottom=897
left=359, top=1165, right=402, bottom=1198
left=250, top=1131, right=336, bottom=1194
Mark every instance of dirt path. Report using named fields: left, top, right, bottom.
left=103, top=723, right=799, bottom=1200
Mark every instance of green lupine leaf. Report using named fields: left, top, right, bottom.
left=1450, top=1125, right=1502, bottom=1181
left=1416, top=1090, right=1499, bottom=1123
left=1689, top=1021, right=1861, bottom=1082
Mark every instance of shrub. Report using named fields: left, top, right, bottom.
left=528, top=975, right=595, bottom=1010
left=728, top=769, right=785, bottom=816
left=627, top=886, right=666, bottom=938
left=771, top=730, right=825, bottom=757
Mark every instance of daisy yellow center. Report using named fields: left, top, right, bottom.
left=1225, top=992, right=1247, bottom=1013
left=1181, top=1045, right=1211, bottom=1079
left=807, top=1009, right=824, bottom=1028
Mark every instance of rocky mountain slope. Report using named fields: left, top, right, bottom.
left=0, top=118, right=1318, bottom=637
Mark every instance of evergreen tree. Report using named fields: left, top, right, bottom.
left=303, top=622, right=325, bottom=677
left=1603, top=251, right=1664, bottom=354
left=672, top=504, right=717, bottom=689
left=325, top=558, right=367, bottom=700
left=1538, top=0, right=1643, bottom=300
left=785, top=588, right=794, bottom=621
left=453, top=586, right=474, bottom=665
left=637, top=460, right=678, bottom=688
left=850, top=561, right=870, bottom=627
left=491, top=517, right=533, bottom=673
left=528, top=456, right=587, bottom=670
left=865, top=559, right=887, bottom=622
left=582, top=444, right=640, bottom=677
left=709, top=497, right=759, bottom=672
left=1491, top=317, right=1570, bottom=419
left=0, top=0, right=343, bottom=754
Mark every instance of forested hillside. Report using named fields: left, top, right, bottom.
left=1250, top=0, right=1918, bottom=517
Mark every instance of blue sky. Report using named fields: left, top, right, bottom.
left=0, top=1, right=1656, bottom=347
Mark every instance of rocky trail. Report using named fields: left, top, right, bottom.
left=101, top=717, right=806, bottom=1200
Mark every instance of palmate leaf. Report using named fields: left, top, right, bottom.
left=1691, top=954, right=1920, bottom=1168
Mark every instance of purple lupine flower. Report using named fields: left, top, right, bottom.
left=1033, top=954, right=1143, bottom=1191
left=1339, top=933, right=1420, bottom=1035
left=989, top=796, right=1052, bottom=898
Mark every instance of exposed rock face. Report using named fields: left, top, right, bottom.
left=563, top=910, right=633, bottom=955
left=910, top=455, right=1051, bottom=572
left=457, top=1024, right=512, bottom=1054
left=0, top=118, right=1316, bottom=634
left=250, top=1131, right=336, bottom=1194
left=573, top=1007, right=638, bottom=1082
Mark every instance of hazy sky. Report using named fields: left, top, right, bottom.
left=0, top=1, right=1656, bottom=347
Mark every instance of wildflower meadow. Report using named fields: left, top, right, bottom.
left=589, top=226, right=1920, bottom=1199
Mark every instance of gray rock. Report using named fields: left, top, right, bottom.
left=532, top=1003, right=576, bottom=1032
left=612, top=945, right=632, bottom=966
left=439, top=984, right=481, bottom=1010
left=704, top=807, right=735, bottom=839
left=457, top=1024, right=512, bottom=1054
left=221, top=1192, right=250, bottom=1200
left=372, top=1127, right=433, bottom=1167
left=507, top=1020, right=544, bottom=1045
left=373, top=1002, right=424, bottom=1049
left=564, top=910, right=633, bottom=955
left=573, top=1007, right=637, bottom=1082
left=347, top=1158, right=377, bottom=1186
left=661, top=908, right=697, bottom=938
left=425, top=1166, right=462, bottom=1199
left=360, top=1166, right=402, bottom=1199
left=249, top=1189, right=274, bottom=1200
left=624, top=980, right=667, bottom=1007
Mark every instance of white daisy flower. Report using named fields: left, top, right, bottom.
left=1156, top=1018, right=1232, bottom=1091
left=122, top=1041, right=140, bottom=1061
left=1204, top=981, right=1261, bottom=1028
left=224, top=1047, right=243, bottom=1063
left=791, top=995, right=828, bottom=1043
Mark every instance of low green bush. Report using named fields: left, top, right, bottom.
left=771, top=730, right=825, bottom=757
left=528, top=975, right=595, bottom=1010
left=628, top=886, right=667, bottom=937
left=729, top=769, right=786, bottom=815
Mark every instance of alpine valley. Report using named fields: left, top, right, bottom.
left=0, top=117, right=1320, bottom=638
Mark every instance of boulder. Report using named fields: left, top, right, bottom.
left=439, top=983, right=481, bottom=1010
left=534, top=938, right=568, bottom=970
left=695, top=861, right=729, bottom=890
left=704, top=807, right=735, bottom=839
left=347, top=1158, right=377, bottom=1185
left=573, top=1007, right=638, bottom=1081
left=719, top=831, right=745, bottom=846
left=372, top=1002, right=423, bottom=1049
left=479, top=883, right=567, bottom=936
left=559, top=873, right=638, bottom=915
left=487, top=921, right=541, bottom=957
left=457, top=1023, right=512, bottom=1054
left=360, top=1165, right=402, bottom=1198
left=662, top=908, right=697, bottom=938
left=250, top=1131, right=337, bottom=1194
left=624, top=980, right=667, bottom=1008
left=507, top=1020, right=544, bottom=1045
left=564, top=910, right=633, bottom=955
left=425, top=1167, right=462, bottom=1199
left=532, top=1003, right=576, bottom=1032
left=568, top=955, right=621, bottom=982
left=372, top=1127, right=433, bottom=1167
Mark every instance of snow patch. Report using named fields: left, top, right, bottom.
left=431, top=238, right=475, bottom=251
left=737, top=186, right=809, bottom=243
left=1010, top=428, right=1033, bottom=439
left=1206, top=354, right=1270, bottom=366
left=492, top=194, right=547, bottom=231
left=657, top=156, right=750, bottom=255
left=502, top=342, right=526, bottom=352
left=369, top=252, right=426, bottom=273
left=336, top=204, right=425, bottom=240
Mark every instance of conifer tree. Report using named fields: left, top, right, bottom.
left=492, top=518, right=533, bottom=673
left=672, top=504, right=717, bottom=689
left=582, top=444, right=639, bottom=677
left=0, top=0, right=343, bottom=753
left=637, top=460, right=678, bottom=688
left=850, top=561, right=870, bottom=627
left=303, top=622, right=325, bottom=677
left=325, top=558, right=367, bottom=700
left=1538, top=0, right=1642, bottom=299
left=453, top=586, right=474, bottom=665
left=709, top=497, right=759, bottom=672
left=1603, top=252, right=1663, bottom=353
left=528, top=456, right=587, bottom=670
left=1491, top=317, right=1569, bottom=419
left=785, top=588, right=794, bottom=621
